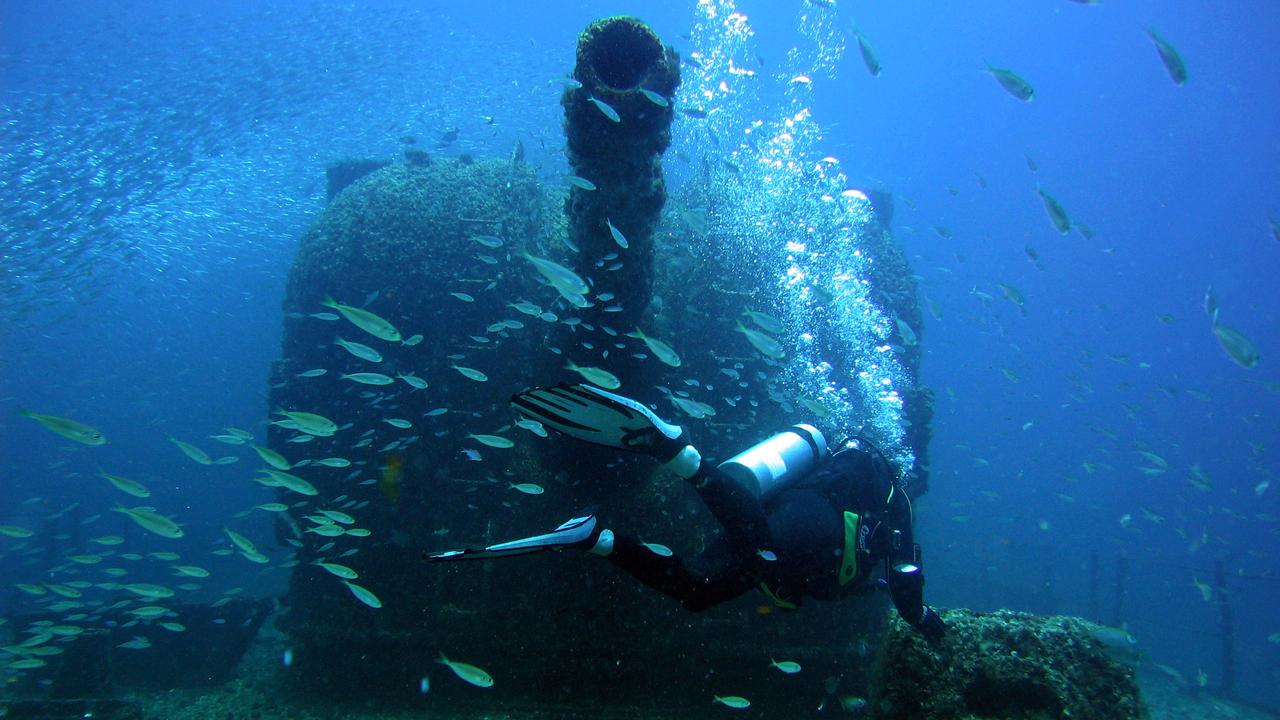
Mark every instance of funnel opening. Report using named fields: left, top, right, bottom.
left=585, top=19, right=662, bottom=91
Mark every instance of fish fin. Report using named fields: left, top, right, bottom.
left=16, top=406, right=33, bottom=417
left=321, top=295, right=338, bottom=308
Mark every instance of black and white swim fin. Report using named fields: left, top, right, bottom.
left=511, top=383, right=683, bottom=454
left=423, top=514, right=600, bottom=562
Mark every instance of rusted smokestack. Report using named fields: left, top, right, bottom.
left=562, top=16, right=680, bottom=334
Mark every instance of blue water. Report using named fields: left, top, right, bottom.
left=2, top=0, right=1278, bottom=710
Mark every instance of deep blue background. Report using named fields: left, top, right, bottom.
left=2, top=0, right=1277, bottom=706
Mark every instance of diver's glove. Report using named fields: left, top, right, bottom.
left=916, top=606, right=947, bottom=642
left=511, top=383, right=689, bottom=462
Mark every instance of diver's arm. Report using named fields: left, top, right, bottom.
left=883, top=489, right=946, bottom=641
left=887, top=545, right=946, bottom=642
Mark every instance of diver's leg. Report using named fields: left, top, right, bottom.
left=602, top=533, right=758, bottom=612
left=666, top=447, right=772, bottom=556
left=425, top=511, right=755, bottom=610
left=426, top=442, right=774, bottom=609
left=583, top=447, right=772, bottom=611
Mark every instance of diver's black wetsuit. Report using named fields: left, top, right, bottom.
left=428, top=382, right=943, bottom=639
left=603, top=444, right=917, bottom=614
left=605, top=458, right=770, bottom=611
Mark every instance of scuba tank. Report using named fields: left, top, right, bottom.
left=717, top=424, right=828, bottom=500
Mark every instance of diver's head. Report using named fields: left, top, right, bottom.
left=811, top=438, right=896, bottom=498
left=808, top=438, right=906, bottom=562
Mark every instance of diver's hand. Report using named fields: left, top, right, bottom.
left=916, top=606, right=947, bottom=642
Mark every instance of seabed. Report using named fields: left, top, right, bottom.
left=134, top=650, right=1280, bottom=720
left=132, top=643, right=1280, bottom=720
left=8, top=613, right=1277, bottom=720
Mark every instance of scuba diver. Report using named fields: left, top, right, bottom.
left=425, top=383, right=946, bottom=641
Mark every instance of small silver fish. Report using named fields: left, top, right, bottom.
left=642, top=542, right=673, bottom=557
left=588, top=96, right=621, bottom=122
left=853, top=29, right=881, bottom=77
left=639, top=88, right=669, bottom=107
left=606, top=218, right=629, bottom=249
left=452, top=365, right=488, bottom=382
left=1146, top=28, right=1188, bottom=86
left=1037, top=187, right=1071, bottom=234
left=1212, top=324, right=1259, bottom=368
left=564, top=175, right=597, bottom=191
left=985, top=63, right=1034, bottom=101
left=437, top=653, right=494, bottom=687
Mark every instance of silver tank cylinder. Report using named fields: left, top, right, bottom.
left=717, top=424, right=829, bottom=500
